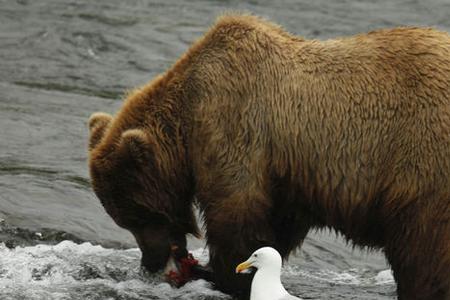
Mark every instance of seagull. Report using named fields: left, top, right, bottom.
left=236, top=247, right=302, bottom=300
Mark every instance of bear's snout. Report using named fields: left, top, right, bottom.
left=141, top=250, right=170, bottom=272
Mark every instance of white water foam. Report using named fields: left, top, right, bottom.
left=283, top=265, right=395, bottom=286
left=0, top=241, right=229, bottom=300
left=373, top=269, right=395, bottom=285
left=0, top=241, right=394, bottom=299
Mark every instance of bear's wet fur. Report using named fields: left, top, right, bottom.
left=88, top=14, right=450, bottom=299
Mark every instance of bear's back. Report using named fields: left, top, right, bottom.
left=196, top=16, right=450, bottom=203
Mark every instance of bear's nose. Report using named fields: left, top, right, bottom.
left=140, top=249, right=169, bottom=273
left=141, top=256, right=165, bottom=273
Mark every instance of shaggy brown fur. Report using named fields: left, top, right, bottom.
left=88, top=14, right=450, bottom=299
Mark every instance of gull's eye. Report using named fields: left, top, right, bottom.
left=254, top=254, right=258, bottom=258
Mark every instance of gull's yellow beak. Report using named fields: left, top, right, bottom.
left=235, top=260, right=252, bottom=273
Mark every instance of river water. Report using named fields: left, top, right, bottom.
left=1, top=0, right=449, bottom=299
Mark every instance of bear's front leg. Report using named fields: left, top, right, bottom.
left=202, top=191, right=277, bottom=299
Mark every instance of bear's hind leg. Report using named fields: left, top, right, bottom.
left=386, top=220, right=450, bottom=300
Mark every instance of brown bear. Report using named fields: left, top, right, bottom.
left=88, top=14, right=450, bottom=300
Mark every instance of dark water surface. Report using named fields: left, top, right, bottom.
left=1, top=0, right=449, bottom=299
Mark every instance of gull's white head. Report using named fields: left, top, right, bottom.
left=235, top=247, right=302, bottom=300
left=235, top=247, right=282, bottom=273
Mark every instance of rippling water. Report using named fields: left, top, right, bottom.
left=1, top=0, right=449, bottom=299
left=0, top=238, right=394, bottom=300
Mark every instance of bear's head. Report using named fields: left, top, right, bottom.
left=87, top=112, right=198, bottom=273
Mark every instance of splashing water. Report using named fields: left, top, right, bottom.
left=0, top=240, right=395, bottom=300
left=0, top=241, right=229, bottom=300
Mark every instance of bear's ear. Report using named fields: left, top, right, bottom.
left=118, top=129, right=152, bottom=164
left=88, top=112, right=113, bottom=151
